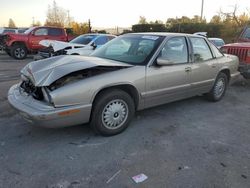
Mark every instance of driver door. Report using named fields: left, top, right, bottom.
left=144, top=37, right=192, bottom=108
left=29, top=28, right=49, bottom=50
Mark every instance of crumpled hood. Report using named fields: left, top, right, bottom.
left=21, top=55, right=132, bottom=86
left=39, top=40, right=86, bottom=52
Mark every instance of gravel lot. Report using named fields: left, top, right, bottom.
left=0, top=52, right=250, bottom=188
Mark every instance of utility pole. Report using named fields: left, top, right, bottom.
left=67, top=10, right=70, bottom=27
left=32, top=17, right=35, bottom=26
left=88, top=19, right=92, bottom=33
left=200, top=0, right=204, bottom=21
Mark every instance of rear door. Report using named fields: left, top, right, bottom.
left=48, top=28, right=67, bottom=41
left=188, top=37, right=218, bottom=94
left=144, top=36, right=192, bottom=108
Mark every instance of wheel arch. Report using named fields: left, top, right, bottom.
left=91, top=84, right=140, bottom=110
left=11, top=41, right=27, bottom=49
left=219, top=68, right=230, bottom=82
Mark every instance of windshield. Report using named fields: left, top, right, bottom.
left=24, top=27, right=35, bottom=34
left=210, top=39, right=225, bottom=47
left=70, top=34, right=98, bottom=44
left=91, top=34, right=164, bottom=65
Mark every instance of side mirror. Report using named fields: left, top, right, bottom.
left=156, top=57, right=174, bottom=66
left=91, top=42, right=97, bottom=50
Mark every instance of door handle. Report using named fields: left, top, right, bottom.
left=211, top=64, right=216, bottom=68
left=185, top=67, right=192, bottom=72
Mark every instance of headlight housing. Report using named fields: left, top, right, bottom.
left=41, top=87, right=54, bottom=105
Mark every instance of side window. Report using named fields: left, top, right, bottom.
left=210, top=42, right=223, bottom=58
left=190, top=37, right=213, bottom=62
left=159, top=37, right=188, bottom=64
left=3, top=29, right=16, bottom=33
left=48, top=28, right=63, bottom=36
left=34, top=28, right=48, bottom=36
left=95, top=36, right=108, bottom=45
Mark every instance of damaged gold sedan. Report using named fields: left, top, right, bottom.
left=8, top=33, right=240, bottom=136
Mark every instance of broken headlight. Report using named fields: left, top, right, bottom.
left=41, top=87, right=54, bottom=105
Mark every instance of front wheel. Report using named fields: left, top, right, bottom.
left=205, top=72, right=228, bottom=101
left=90, top=89, right=135, bottom=136
left=11, top=44, right=27, bottom=60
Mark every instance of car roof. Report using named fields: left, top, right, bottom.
left=80, top=33, right=116, bottom=37
left=208, top=38, right=224, bottom=41
left=127, top=32, right=205, bottom=38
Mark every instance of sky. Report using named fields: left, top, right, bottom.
left=0, top=0, right=249, bottom=28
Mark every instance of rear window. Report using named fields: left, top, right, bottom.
left=48, top=28, right=63, bottom=36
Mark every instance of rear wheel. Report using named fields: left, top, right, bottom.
left=11, top=44, right=27, bottom=60
left=90, top=89, right=135, bottom=136
left=205, top=72, right=228, bottom=101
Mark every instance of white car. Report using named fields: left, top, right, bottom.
left=208, top=38, right=225, bottom=49
left=38, top=34, right=116, bottom=58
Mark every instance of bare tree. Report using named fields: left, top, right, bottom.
left=220, top=5, right=240, bottom=26
left=45, top=0, right=68, bottom=27
left=8, top=18, right=16, bottom=28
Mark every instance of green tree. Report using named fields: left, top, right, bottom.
left=70, top=21, right=89, bottom=35
left=138, top=16, right=147, bottom=24
left=210, top=15, right=222, bottom=24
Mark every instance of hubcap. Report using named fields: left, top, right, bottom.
left=214, top=78, right=225, bottom=98
left=102, top=99, right=128, bottom=130
left=14, top=48, right=25, bottom=58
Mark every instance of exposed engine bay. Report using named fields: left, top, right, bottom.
left=49, top=66, right=127, bottom=90
left=20, top=66, right=129, bottom=101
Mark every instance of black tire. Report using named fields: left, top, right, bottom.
left=6, top=50, right=12, bottom=57
left=242, top=73, right=250, bottom=79
left=11, top=44, right=27, bottom=60
left=90, top=89, right=135, bottom=136
left=205, top=72, right=228, bottom=102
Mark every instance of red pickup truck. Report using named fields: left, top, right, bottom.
left=1, top=26, right=73, bottom=59
left=221, top=26, right=250, bottom=79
